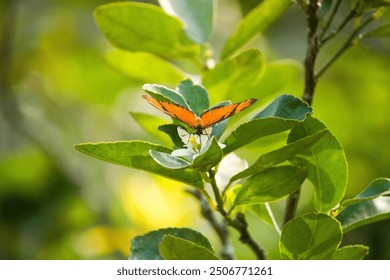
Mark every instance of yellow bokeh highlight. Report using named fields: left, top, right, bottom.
left=73, top=226, right=135, bottom=258
left=119, top=174, right=199, bottom=231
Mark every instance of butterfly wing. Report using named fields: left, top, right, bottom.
left=142, top=95, right=200, bottom=128
left=199, top=98, right=257, bottom=129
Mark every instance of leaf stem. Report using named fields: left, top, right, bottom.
left=208, top=169, right=226, bottom=215
left=320, top=0, right=342, bottom=39
left=265, top=203, right=281, bottom=235
left=321, top=5, right=357, bottom=45
left=207, top=169, right=266, bottom=259
left=186, top=189, right=234, bottom=260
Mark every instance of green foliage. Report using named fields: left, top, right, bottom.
left=234, top=166, right=307, bottom=205
left=223, top=94, right=313, bottom=154
left=331, top=245, right=369, bottom=260
left=279, top=213, right=342, bottom=260
left=288, top=116, right=348, bottom=212
left=159, top=0, right=214, bottom=44
left=105, top=49, right=185, bottom=84
left=94, top=2, right=199, bottom=58
left=159, top=235, right=220, bottom=260
left=74, top=141, right=203, bottom=188
left=221, top=0, right=292, bottom=59
left=202, top=49, right=266, bottom=103
left=229, top=129, right=328, bottom=183
left=129, top=227, right=214, bottom=260
left=72, top=0, right=390, bottom=260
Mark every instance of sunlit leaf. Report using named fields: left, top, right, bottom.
left=177, top=79, right=209, bottom=116
left=288, top=116, right=347, bottom=212
left=159, top=235, right=219, bottom=260
left=253, top=59, right=302, bottom=101
left=158, top=124, right=185, bottom=148
left=192, top=137, right=223, bottom=171
left=94, top=2, right=199, bottom=59
left=221, top=0, right=292, bottom=59
left=250, top=204, right=274, bottom=227
left=331, top=245, right=369, bottom=260
left=129, top=227, right=213, bottom=260
left=143, top=83, right=188, bottom=108
left=235, top=166, right=307, bottom=205
left=280, top=213, right=342, bottom=260
left=223, top=95, right=312, bottom=154
left=130, top=112, right=170, bottom=145
left=149, top=150, right=191, bottom=169
left=75, top=141, right=203, bottom=188
left=230, top=129, right=328, bottom=183
left=253, top=94, right=312, bottom=120
left=202, top=49, right=266, bottom=103
left=105, top=49, right=186, bottom=84
left=342, top=178, right=390, bottom=207
left=159, top=0, right=213, bottom=43
left=336, top=196, right=390, bottom=233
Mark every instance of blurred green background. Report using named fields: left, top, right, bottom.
left=0, top=0, right=389, bottom=259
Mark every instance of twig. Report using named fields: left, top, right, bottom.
left=284, top=0, right=320, bottom=225
left=316, top=15, right=376, bottom=78
left=302, top=0, right=320, bottom=105
left=320, top=0, right=342, bottom=38
left=186, top=189, right=234, bottom=260
left=321, top=6, right=358, bottom=45
left=207, top=169, right=267, bottom=259
left=227, top=213, right=266, bottom=260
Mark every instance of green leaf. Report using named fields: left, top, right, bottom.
left=223, top=118, right=298, bottom=154
left=336, top=196, right=390, bottom=233
left=253, top=59, right=302, bottom=100
left=221, top=0, right=292, bottom=59
left=105, top=49, right=185, bottom=84
left=130, top=112, right=170, bottom=145
left=75, top=141, right=203, bottom=188
left=253, top=94, right=313, bottom=121
left=158, top=124, right=185, bottom=148
left=129, top=227, right=213, bottom=260
left=230, top=129, right=328, bottom=183
left=234, top=166, right=307, bottom=205
left=280, top=213, right=342, bottom=260
left=320, top=0, right=333, bottom=16
left=288, top=116, right=347, bottom=212
left=331, top=245, right=369, bottom=260
left=202, top=49, right=266, bottom=103
left=149, top=150, right=191, bottom=169
left=158, top=235, right=219, bottom=260
left=364, top=23, right=390, bottom=38
left=342, top=178, right=390, bottom=207
left=223, top=94, right=312, bottom=154
left=192, top=137, right=223, bottom=171
left=143, top=83, right=188, bottom=108
left=177, top=79, right=209, bottom=116
left=94, top=2, right=199, bottom=59
left=250, top=204, right=274, bottom=227
left=158, top=0, right=213, bottom=43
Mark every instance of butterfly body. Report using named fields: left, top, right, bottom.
left=142, top=94, right=257, bottom=134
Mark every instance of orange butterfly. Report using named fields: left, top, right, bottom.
left=142, top=95, right=257, bottom=134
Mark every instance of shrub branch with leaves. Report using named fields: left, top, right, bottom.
left=75, top=0, right=390, bottom=260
